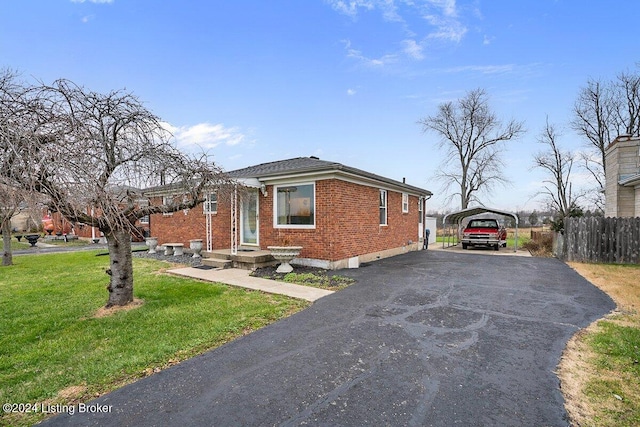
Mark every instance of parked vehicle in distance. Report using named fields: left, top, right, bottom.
left=461, top=219, right=507, bottom=251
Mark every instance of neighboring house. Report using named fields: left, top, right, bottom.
left=605, top=135, right=640, bottom=217
left=147, top=156, right=432, bottom=269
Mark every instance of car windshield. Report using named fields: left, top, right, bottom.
left=468, top=220, right=498, bottom=228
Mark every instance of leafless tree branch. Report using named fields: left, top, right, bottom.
left=419, top=88, right=525, bottom=209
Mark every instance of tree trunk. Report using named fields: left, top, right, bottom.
left=105, top=229, right=134, bottom=307
left=2, top=219, right=12, bottom=266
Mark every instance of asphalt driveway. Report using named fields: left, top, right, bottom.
left=40, top=250, right=615, bottom=427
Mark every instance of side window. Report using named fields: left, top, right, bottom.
left=402, top=193, right=409, bottom=213
left=379, top=190, right=387, bottom=225
left=162, top=196, right=173, bottom=216
left=203, top=193, right=217, bottom=214
left=138, top=199, right=149, bottom=224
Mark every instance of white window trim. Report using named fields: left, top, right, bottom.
left=380, top=189, right=388, bottom=226
left=203, top=192, right=218, bottom=214
left=273, top=182, right=316, bottom=229
left=402, top=193, right=409, bottom=213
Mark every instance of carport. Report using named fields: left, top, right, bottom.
left=442, top=206, right=519, bottom=252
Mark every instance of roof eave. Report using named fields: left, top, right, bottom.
left=619, top=173, right=640, bottom=187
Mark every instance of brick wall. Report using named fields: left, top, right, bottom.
left=150, top=178, right=422, bottom=262
left=149, top=197, right=209, bottom=244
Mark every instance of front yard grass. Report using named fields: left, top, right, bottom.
left=560, top=262, right=640, bottom=427
left=0, top=251, right=308, bottom=427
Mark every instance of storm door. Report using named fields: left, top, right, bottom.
left=240, top=190, right=259, bottom=246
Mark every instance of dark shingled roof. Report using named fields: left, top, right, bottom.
left=228, top=157, right=431, bottom=196
left=227, top=157, right=338, bottom=178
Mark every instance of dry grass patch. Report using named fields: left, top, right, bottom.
left=93, top=298, right=145, bottom=318
left=558, top=262, right=640, bottom=427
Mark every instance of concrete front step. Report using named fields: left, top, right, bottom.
left=202, top=249, right=278, bottom=270
left=201, top=258, right=233, bottom=269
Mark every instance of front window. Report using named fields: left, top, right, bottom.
left=380, top=190, right=387, bottom=225
left=275, top=183, right=315, bottom=227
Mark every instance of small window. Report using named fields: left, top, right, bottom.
left=204, top=193, right=217, bottom=214
left=275, top=183, right=315, bottom=228
left=138, top=199, right=149, bottom=224
left=418, top=197, right=423, bottom=224
left=379, top=190, right=387, bottom=225
left=162, top=196, right=173, bottom=216
left=402, top=193, right=409, bottom=213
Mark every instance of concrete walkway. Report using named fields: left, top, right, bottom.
left=167, top=267, right=334, bottom=302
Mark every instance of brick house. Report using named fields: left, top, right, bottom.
left=146, top=157, right=432, bottom=269
left=605, top=135, right=640, bottom=217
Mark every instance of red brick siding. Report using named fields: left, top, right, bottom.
left=49, top=211, right=148, bottom=241
left=149, top=209, right=207, bottom=245
left=150, top=179, right=421, bottom=261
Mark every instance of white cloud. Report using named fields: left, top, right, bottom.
left=347, top=88, right=357, bottom=95
left=442, top=64, right=516, bottom=75
left=162, top=122, right=246, bottom=149
left=329, top=1, right=469, bottom=67
left=325, top=0, right=375, bottom=17
left=402, top=39, right=425, bottom=60
left=423, top=14, right=467, bottom=42
left=343, top=40, right=397, bottom=67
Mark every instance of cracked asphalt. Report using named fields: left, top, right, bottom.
left=39, top=250, right=615, bottom=427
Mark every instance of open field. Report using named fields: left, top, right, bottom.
left=0, top=251, right=308, bottom=427
left=560, top=262, right=640, bottom=427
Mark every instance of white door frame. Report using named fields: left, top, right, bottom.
left=240, top=189, right=259, bottom=246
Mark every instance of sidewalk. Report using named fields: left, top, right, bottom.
left=167, top=267, right=334, bottom=302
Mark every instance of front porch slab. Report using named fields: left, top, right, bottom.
left=203, top=249, right=279, bottom=270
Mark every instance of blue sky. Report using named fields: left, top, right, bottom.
left=2, top=0, right=639, bottom=212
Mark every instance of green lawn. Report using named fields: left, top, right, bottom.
left=0, top=251, right=308, bottom=426
left=8, top=239, right=30, bottom=251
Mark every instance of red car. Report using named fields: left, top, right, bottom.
left=461, top=219, right=507, bottom=251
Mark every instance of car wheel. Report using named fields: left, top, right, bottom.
left=494, top=244, right=499, bottom=251
left=462, top=243, right=468, bottom=250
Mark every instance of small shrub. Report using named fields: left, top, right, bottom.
left=524, top=234, right=553, bottom=257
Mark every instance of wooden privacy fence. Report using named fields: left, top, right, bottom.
left=561, top=216, right=640, bottom=264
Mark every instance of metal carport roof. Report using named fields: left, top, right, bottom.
left=442, top=206, right=519, bottom=252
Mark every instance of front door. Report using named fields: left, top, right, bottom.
left=241, top=190, right=259, bottom=246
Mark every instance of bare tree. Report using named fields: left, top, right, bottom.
left=572, top=78, right=615, bottom=175
left=419, top=88, right=525, bottom=209
left=613, top=70, right=640, bottom=136
left=0, top=184, right=20, bottom=266
left=0, top=69, right=28, bottom=266
left=572, top=69, right=640, bottom=208
left=0, top=77, right=231, bottom=307
left=532, top=119, right=582, bottom=218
